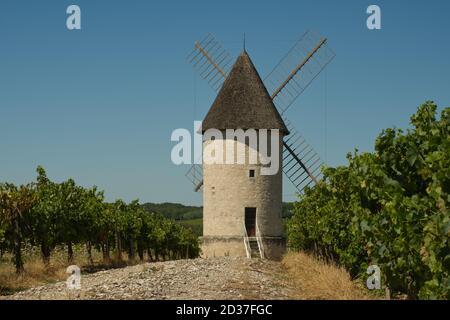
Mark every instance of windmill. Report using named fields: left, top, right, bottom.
left=186, top=31, right=335, bottom=196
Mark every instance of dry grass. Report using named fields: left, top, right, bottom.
left=0, top=246, right=135, bottom=296
left=0, top=259, right=68, bottom=295
left=282, top=251, right=374, bottom=300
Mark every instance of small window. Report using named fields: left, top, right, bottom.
left=249, top=169, right=255, bottom=178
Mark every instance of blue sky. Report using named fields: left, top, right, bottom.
left=0, top=0, right=449, bottom=205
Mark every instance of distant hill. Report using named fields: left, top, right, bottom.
left=141, top=202, right=294, bottom=221
left=141, top=202, right=203, bottom=221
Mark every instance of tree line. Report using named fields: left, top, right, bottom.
left=288, top=102, right=449, bottom=299
left=0, top=167, right=200, bottom=274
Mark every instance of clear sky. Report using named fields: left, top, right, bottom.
left=1, top=0, right=449, bottom=205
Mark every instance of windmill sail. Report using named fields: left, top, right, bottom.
left=187, top=33, right=233, bottom=92
left=185, top=34, right=233, bottom=190
left=185, top=163, right=203, bottom=192
left=264, top=31, right=335, bottom=114
left=282, top=118, right=323, bottom=194
left=266, top=31, right=333, bottom=193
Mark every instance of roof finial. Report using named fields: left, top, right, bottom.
left=243, top=32, right=246, bottom=52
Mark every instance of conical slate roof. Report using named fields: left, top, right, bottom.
left=202, top=51, right=289, bottom=135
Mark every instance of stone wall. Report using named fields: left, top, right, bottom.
left=201, top=236, right=286, bottom=261
left=202, top=132, right=284, bottom=260
left=203, top=134, right=283, bottom=238
left=261, top=237, right=286, bottom=261
left=201, top=236, right=247, bottom=258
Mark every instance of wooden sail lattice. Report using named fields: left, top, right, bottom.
left=282, top=117, right=323, bottom=193
left=187, top=33, right=232, bottom=92
left=264, top=31, right=335, bottom=114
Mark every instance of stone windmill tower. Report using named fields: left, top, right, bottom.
left=201, top=51, right=289, bottom=260
left=186, top=32, right=335, bottom=260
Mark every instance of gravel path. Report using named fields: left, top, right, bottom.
left=3, top=257, right=295, bottom=300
